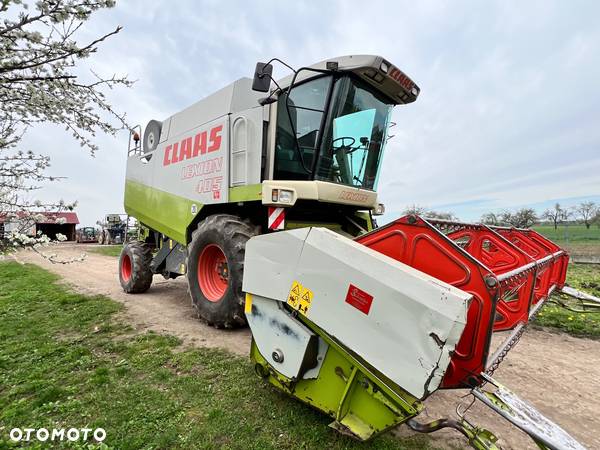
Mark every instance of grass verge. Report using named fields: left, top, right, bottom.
left=536, top=264, right=600, bottom=338
left=0, top=262, right=433, bottom=450
left=533, top=224, right=600, bottom=244
left=87, top=245, right=123, bottom=258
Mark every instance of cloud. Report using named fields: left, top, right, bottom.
left=17, top=0, right=600, bottom=227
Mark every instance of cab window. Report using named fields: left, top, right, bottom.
left=273, top=76, right=332, bottom=180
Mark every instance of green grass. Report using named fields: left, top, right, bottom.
left=0, top=262, right=434, bottom=450
left=533, top=225, right=600, bottom=257
left=533, top=224, right=600, bottom=244
left=88, top=245, right=123, bottom=257
left=536, top=264, right=600, bottom=338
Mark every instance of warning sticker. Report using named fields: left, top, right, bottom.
left=345, top=284, right=373, bottom=315
left=287, top=280, right=314, bottom=315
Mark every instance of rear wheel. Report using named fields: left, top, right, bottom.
left=119, top=241, right=153, bottom=293
left=187, top=214, right=257, bottom=328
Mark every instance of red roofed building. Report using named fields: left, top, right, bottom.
left=0, top=211, right=80, bottom=241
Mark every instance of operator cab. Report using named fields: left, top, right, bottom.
left=275, top=74, right=392, bottom=190
left=254, top=55, right=419, bottom=193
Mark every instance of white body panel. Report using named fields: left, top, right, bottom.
left=230, top=107, right=264, bottom=187
left=127, top=115, right=231, bottom=204
left=126, top=78, right=265, bottom=208
left=163, top=78, right=262, bottom=141
left=243, top=227, right=471, bottom=399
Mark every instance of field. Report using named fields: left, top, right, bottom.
left=533, top=224, right=600, bottom=259
left=0, top=262, right=432, bottom=450
left=533, top=224, right=600, bottom=243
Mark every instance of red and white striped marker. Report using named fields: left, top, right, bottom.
left=268, top=207, right=285, bottom=230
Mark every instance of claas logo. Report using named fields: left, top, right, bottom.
left=163, top=125, right=223, bottom=166
left=388, top=66, right=417, bottom=94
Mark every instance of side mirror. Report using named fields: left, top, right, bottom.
left=252, top=62, right=273, bottom=92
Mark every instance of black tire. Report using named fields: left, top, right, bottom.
left=119, top=241, right=153, bottom=293
left=143, top=120, right=162, bottom=153
left=187, top=214, right=257, bottom=328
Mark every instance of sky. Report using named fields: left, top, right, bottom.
left=19, top=0, right=600, bottom=226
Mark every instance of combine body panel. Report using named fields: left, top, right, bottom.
left=243, top=227, right=470, bottom=439
left=125, top=79, right=265, bottom=244
left=243, top=227, right=470, bottom=399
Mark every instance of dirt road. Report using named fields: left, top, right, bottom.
left=16, top=243, right=599, bottom=449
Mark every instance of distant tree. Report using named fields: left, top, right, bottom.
left=512, top=208, right=538, bottom=228
left=480, top=212, right=500, bottom=226
left=491, top=208, right=537, bottom=228
left=499, top=210, right=515, bottom=226
left=575, top=201, right=598, bottom=229
left=424, top=210, right=458, bottom=221
left=402, top=205, right=458, bottom=221
left=542, top=203, right=569, bottom=230
left=402, top=204, right=428, bottom=216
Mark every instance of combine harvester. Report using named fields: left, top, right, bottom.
left=120, top=55, right=596, bottom=449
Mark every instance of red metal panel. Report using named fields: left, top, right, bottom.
left=492, top=227, right=569, bottom=297
left=355, top=216, right=570, bottom=390
left=445, top=226, right=536, bottom=331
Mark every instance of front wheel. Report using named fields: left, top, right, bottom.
left=119, top=241, right=153, bottom=293
left=187, top=214, right=257, bottom=328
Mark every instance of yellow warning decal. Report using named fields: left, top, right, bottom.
left=244, top=293, right=253, bottom=314
left=287, top=280, right=313, bottom=315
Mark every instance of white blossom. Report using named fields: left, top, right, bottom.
left=1, top=0, right=130, bottom=260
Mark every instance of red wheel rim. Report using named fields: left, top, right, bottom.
left=198, top=244, right=228, bottom=302
left=121, top=254, right=132, bottom=281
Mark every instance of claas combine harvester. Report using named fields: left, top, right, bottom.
left=120, top=55, right=597, bottom=449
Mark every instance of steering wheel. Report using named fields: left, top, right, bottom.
left=332, top=136, right=356, bottom=150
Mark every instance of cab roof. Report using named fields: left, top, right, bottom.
left=276, top=55, right=420, bottom=105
